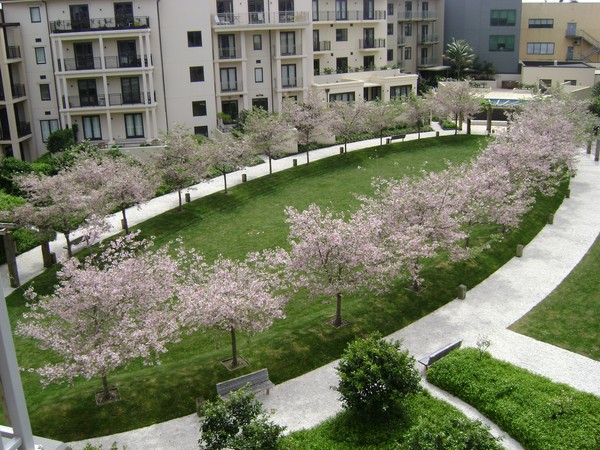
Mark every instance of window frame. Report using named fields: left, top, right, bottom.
left=255, top=67, right=264, bottom=83
left=187, top=31, right=203, bottom=47
left=528, top=18, right=553, bottom=29
left=490, top=9, right=516, bottom=27
left=39, top=84, right=51, bottom=101
left=253, top=34, right=263, bottom=50
left=527, top=42, right=555, bottom=55
left=30, top=6, right=42, bottom=23
left=82, top=115, right=102, bottom=140
left=336, top=28, right=348, bottom=42
left=192, top=100, right=207, bottom=117
left=40, top=119, right=59, bottom=142
left=489, top=35, right=515, bottom=52
left=35, top=47, right=46, bottom=64
left=124, top=113, right=144, bottom=138
left=190, top=66, right=205, bottom=82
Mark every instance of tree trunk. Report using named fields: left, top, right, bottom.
left=464, top=220, right=473, bottom=248
left=101, top=372, right=111, bottom=402
left=64, top=232, right=73, bottom=258
left=223, top=172, right=228, bottom=193
left=334, top=292, right=343, bottom=327
left=177, top=189, right=183, bottom=211
left=454, top=113, right=459, bottom=135
left=230, top=326, right=238, bottom=367
left=41, top=240, right=53, bottom=268
left=121, top=208, right=129, bottom=234
left=344, top=140, right=348, bottom=154
left=269, top=156, right=273, bottom=175
left=486, top=107, right=492, bottom=135
left=306, top=148, right=310, bottom=164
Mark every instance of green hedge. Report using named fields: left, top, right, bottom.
left=426, top=349, right=600, bottom=450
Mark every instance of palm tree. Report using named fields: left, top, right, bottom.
left=444, top=38, right=475, bottom=80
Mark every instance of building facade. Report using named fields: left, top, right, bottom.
left=520, top=2, right=600, bottom=65
left=444, top=0, right=521, bottom=75
left=1, top=0, right=419, bottom=161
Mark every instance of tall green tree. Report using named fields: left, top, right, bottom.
left=444, top=38, right=475, bottom=80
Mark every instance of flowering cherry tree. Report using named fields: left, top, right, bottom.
left=329, top=99, right=372, bottom=152
left=180, top=255, right=287, bottom=368
left=16, top=233, right=185, bottom=402
left=153, top=125, right=208, bottom=210
left=201, top=134, right=256, bottom=192
left=364, top=100, right=404, bottom=146
left=285, top=204, right=397, bottom=327
left=403, top=93, right=431, bottom=140
left=428, top=81, right=481, bottom=134
left=238, top=108, right=289, bottom=176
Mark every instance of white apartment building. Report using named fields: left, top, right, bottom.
left=1, top=0, right=420, bottom=161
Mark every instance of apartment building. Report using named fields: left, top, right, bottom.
left=0, top=0, right=419, bottom=160
left=0, top=18, right=34, bottom=160
left=520, top=2, right=600, bottom=65
left=444, top=0, right=521, bottom=74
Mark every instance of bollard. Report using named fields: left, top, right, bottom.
left=293, top=158, right=298, bottom=167
left=457, top=284, right=467, bottom=300
left=185, top=192, right=191, bottom=203
left=241, top=173, right=247, bottom=183
left=436, top=131, right=440, bottom=137
left=121, top=219, right=127, bottom=230
left=587, top=141, right=592, bottom=155
left=51, top=252, right=57, bottom=265
left=595, top=140, right=600, bottom=161
left=548, top=213, right=554, bottom=225
left=386, top=137, right=391, bottom=144
left=516, top=244, right=524, bottom=258
left=565, top=189, right=571, bottom=199
left=339, top=146, right=344, bottom=154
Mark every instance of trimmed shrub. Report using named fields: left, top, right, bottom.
left=427, top=349, right=600, bottom=450
left=46, top=128, right=75, bottom=154
left=198, top=388, right=284, bottom=450
left=336, top=334, right=421, bottom=414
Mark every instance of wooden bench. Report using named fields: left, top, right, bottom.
left=216, top=368, right=274, bottom=399
left=418, top=340, right=462, bottom=371
left=390, top=134, right=406, bottom=142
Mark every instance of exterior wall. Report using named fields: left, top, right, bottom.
left=444, top=0, right=521, bottom=74
left=520, top=3, right=600, bottom=64
left=521, top=65, right=596, bottom=89
left=386, top=0, right=445, bottom=74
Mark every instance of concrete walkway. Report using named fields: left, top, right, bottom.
left=6, top=129, right=599, bottom=449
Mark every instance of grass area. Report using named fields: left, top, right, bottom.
left=426, top=349, right=600, bottom=450
left=4, top=135, right=568, bottom=441
left=278, top=391, right=502, bottom=449
left=510, top=233, right=600, bottom=361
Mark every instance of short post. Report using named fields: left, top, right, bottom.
left=185, top=192, right=191, bottom=203
left=466, top=118, right=471, bottom=135
left=121, top=219, right=127, bottom=230
left=595, top=140, right=600, bottom=162
left=292, top=158, right=298, bottom=167
left=565, top=189, right=571, bottom=199
left=436, top=131, right=440, bottom=137
left=587, top=141, right=592, bottom=155
left=241, top=173, right=247, bottom=183
left=3, top=233, right=19, bottom=288
left=339, top=146, right=344, bottom=154
left=457, top=284, right=467, bottom=300
left=548, top=213, right=554, bottom=225
left=386, top=137, right=391, bottom=144
left=516, top=244, right=524, bottom=258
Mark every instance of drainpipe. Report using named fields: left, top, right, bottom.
left=43, top=1, right=61, bottom=129
left=156, top=0, right=169, bottom=131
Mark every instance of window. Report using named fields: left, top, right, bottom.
left=387, top=49, right=394, bottom=61
left=253, top=35, right=262, bottom=50
left=192, top=100, right=207, bottom=116
left=281, top=32, right=296, bottom=55
left=255, top=67, right=264, bottom=83
left=252, top=98, right=268, bottom=110
left=218, top=34, right=236, bottom=58
left=40, top=119, right=59, bottom=142
left=390, top=85, right=411, bottom=99
left=194, top=126, right=209, bottom=137
left=404, top=23, right=412, bottom=37
left=490, top=10, right=516, bottom=26
left=329, top=92, right=355, bottom=102
left=404, top=47, right=411, bottom=60
left=125, top=113, right=144, bottom=138
left=187, top=31, right=202, bottom=47
left=336, top=57, right=348, bottom=73
left=220, top=68, right=237, bottom=91
left=336, top=0, right=348, bottom=20
left=336, top=29, right=348, bottom=42
left=387, top=24, right=394, bottom=35
left=114, top=2, right=134, bottom=28
left=221, top=100, right=239, bottom=123
left=527, top=42, right=555, bottom=55
left=489, top=35, right=515, bottom=52
left=281, top=64, right=297, bottom=87
left=82, top=116, right=102, bottom=140
left=528, top=18, right=553, bottom=29
left=30, top=7, right=41, bottom=23
left=121, top=77, right=141, bottom=104
left=35, top=47, right=46, bottom=64
left=387, top=3, right=394, bottom=15
left=39, top=84, right=51, bottom=101
left=539, top=79, right=552, bottom=88
left=363, top=0, right=374, bottom=20
left=190, top=66, right=205, bottom=82
left=564, top=79, right=577, bottom=86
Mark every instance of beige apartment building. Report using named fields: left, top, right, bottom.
left=0, top=0, right=419, bottom=160
left=520, top=2, right=600, bottom=64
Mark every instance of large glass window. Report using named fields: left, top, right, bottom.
left=221, top=100, right=239, bottom=123
left=220, top=68, right=237, bottom=91
left=125, top=113, right=144, bottom=138
left=281, top=64, right=297, bottom=87
left=490, top=10, right=516, bottom=26
left=82, top=116, right=102, bottom=140
left=218, top=34, right=236, bottom=59
left=114, top=2, right=134, bottom=28
left=528, top=19, right=553, bottom=29
left=527, top=42, right=555, bottom=55
left=249, top=0, right=265, bottom=23
left=281, top=32, right=296, bottom=55
left=329, top=92, right=355, bottom=102
left=390, top=85, right=411, bottom=99
left=489, top=35, right=515, bottom=52
left=40, top=120, right=59, bottom=142
left=336, top=0, right=347, bottom=20
left=121, top=77, right=141, bottom=104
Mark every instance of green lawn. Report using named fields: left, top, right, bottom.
left=510, top=233, right=600, bottom=361
left=5, top=136, right=567, bottom=441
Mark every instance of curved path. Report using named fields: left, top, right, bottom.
left=4, top=129, right=600, bottom=449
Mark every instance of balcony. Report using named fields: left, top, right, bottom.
left=6, top=46, right=21, bottom=59
left=359, top=38, right=386, bottom=49
left=213, top=11, right=310, bottom=27
left=419, top=34, right=439, bottom=44
left=64, top=92, right=152, bottom=108
left=17, top=121, right=31, bottom=137
left=397, top=11, right=438, bottom=21
left=276, top=43, right=303, bottom=57
left=11, top=84, right=26, bottom=99
left=418, top=57, right=440, bottom=67
left=59, top=56, right=150, bottom=71
left=312, top=10, right=386, bottom=21
left=105, top=55, right=149, bottom=69
left=50, top=16, right=150, bottom=33
left=281, top=75, right=303, bottom=89
left=220, top=80, right=243, bottom=93
left=397, top=36, right=407, bottom=46
left=61, top=57, right=101, bottom=71
left=313, top=40, right=331, bottom=52
left=218, top=46, right=241, bottom=59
